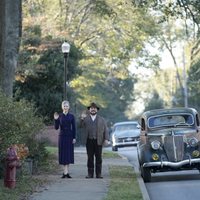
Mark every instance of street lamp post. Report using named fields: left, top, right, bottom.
left=61, top=41, right=70, bottom=100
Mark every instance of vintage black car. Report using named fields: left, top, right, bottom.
left=137, top=107, right=200, bottom=182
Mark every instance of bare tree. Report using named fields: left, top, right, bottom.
left=0, top=0, right=21, bottom=97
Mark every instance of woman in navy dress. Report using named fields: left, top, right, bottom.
left=54, top=100, right=76, bottom=178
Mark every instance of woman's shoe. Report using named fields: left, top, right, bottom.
left=61, top=173, right=66, bottom=178
left=61, top=173, right=72, bottom=178
left=66, top=173, right=72, bottom=178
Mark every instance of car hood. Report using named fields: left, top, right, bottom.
left=113, top=130, right=140, bottom=137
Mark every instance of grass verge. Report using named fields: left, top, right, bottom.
left=105, top=165, right=143, bottom=200
left=103, top=149, right=143, bottom=200
left=103, top=150, right=121, bottom=158
left=0, top=175, right=49, bottom=200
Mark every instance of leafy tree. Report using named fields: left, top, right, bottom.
left=188, top=60, right=200, bottom=111
left=14, top=28, right=82, bottom=123
left=17, top=0, right=159, bottom=123
left=129, top=0, right=200, bottom=109
left=144, top=91, right=164, bottom=111
left=131, top=0, right=200, bottom=29
left=129, top=66, right=180, bottom=118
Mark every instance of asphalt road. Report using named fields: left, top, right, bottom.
left=146, top=170, right=200, bottom=200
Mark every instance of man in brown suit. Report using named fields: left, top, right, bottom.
left=80, top=102, right=109, bottom=178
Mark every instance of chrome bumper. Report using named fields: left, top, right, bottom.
left=143, top=158, right=200, bottom=168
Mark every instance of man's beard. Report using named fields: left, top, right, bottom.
left=90, top=111, right=97, bottom=115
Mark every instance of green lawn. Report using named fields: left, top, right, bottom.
left=105, top=165, right=143, bottom=200
left=103, top=150, right=121, bottom=158
left=102, top=149, right=143, bottom=200
left=45, top=146, right=58, bottom=154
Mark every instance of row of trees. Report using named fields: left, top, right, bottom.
left=1, top=0, right=200, bottom=133
left=16, top=0, right=200, bottom=122
left=14, top=0, right=159, bottom=124
left=129, top=0, right=200, bottom=115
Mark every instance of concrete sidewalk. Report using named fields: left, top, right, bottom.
left=30, top=147, right=149, bottom=200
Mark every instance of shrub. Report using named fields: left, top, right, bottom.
left=0, top=91, right=46, bottom=177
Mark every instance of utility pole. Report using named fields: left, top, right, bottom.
left=182, top=46, right=188, bottom=107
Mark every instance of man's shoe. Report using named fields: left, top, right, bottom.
left=96, top=175, right=103, bottom=179
left=85, top=175, right=93, bottom=178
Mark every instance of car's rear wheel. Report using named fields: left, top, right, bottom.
left=112, top=146, right=118, bottom=151
left=141, top=166, right=151, bottom=182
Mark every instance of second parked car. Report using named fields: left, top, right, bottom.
left=110, top=121, right=140, bottom=151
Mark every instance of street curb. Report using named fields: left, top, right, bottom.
left=134, top=166, right=150, bottom=200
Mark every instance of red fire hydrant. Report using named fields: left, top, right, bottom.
left=4, top=146, right=20, bottom=189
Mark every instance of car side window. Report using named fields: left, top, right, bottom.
left=185, top=115, right=193, bottom=124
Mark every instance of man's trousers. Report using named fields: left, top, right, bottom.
left=86, top=139, right=102, bottom=177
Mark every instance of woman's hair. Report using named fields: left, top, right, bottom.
left=62, top=100, right=70, bottom=108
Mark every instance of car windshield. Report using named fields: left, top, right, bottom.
left=114, top=124, right=138, bottom=131
left=148, top=113, right=194, bottom=128
left=115, top=129, right=140, bottom=137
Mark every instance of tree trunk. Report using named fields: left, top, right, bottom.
left=0, top=0, right=21, bottom=97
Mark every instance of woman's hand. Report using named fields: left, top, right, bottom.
left=54, top=112, right=59, bottom=120
left=72, top=139, right=76, bottom=144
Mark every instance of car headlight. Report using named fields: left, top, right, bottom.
left=151, top=140, right=161, bottom=150
left=188, top=137, right=198, bottom=147
left=112, top=134, right=115, bottom=141
left=112, top=135, right=117, bottom=142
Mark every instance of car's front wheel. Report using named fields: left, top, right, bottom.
left=141, top=166, right=151, bottom=182
left=112, top=146, right=118, bottom=151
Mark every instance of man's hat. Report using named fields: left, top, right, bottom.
left=87, top=102, right=100, bottom=110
